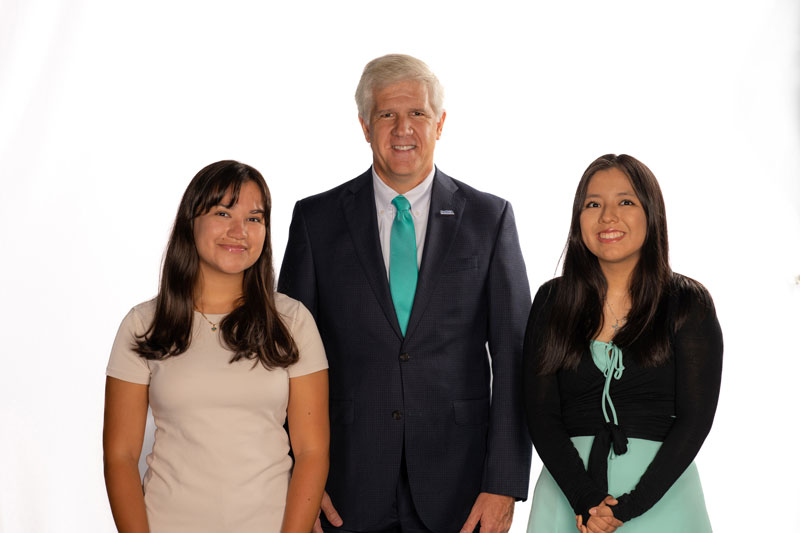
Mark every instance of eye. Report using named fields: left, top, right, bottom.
left=620, top=199, right=636, bottom=206
left=379, top=112, right=394, bottom=119
left=214, top=210, right=230, bottom=217
left=584, top=201, right=600, bottom=209
left=412, top=111, right=425, bottom=117
left=247, top=216, right=264, bottom=223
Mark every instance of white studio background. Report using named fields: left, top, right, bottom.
left=1, top=1, right=798, bottom=532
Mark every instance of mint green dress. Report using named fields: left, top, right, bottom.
left=526, top=342, right=712, bottom=533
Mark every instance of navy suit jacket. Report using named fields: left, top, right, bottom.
left=278, top=168, right=531, bottom=532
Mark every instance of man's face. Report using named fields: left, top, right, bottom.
left=359, top=80, right=446, bottom=193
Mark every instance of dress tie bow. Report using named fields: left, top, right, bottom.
left=587, top=341, right=628, bottom=494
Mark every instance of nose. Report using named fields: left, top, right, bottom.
left=392, top=114, right=412, bottom=136
left=227, top=216, right=247, bottom=239
left=599, top=204, right=619, bottom=223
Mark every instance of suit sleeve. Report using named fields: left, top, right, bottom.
left=611, top=288, right=723, bottom=522
left=481, top=201, right=533, bottom=500
left=523, top=283, right=609, bottom=517
left=278, top=201, right=318, bottom=318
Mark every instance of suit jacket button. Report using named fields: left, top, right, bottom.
left=392, top=410, right=402, bottom=420
left=399, top=353, right=410, bottom=362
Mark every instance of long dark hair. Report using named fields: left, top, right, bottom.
left=135, top=160, right=299, bottom=369
left=537, top=154, right=673, bottom=374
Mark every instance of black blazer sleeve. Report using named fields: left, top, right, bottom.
left=278, top=201, right=317, bottom=317
left=481, top=201, right=533, bottom=499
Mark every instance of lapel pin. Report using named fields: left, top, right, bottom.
left=439, top=209, right=455, bottom=215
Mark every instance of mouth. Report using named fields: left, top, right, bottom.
left=219, top=244, right=247, bottom=253
left=392, top=145, right=415, bottom=151
left=598, top=230, right=625, bottom=242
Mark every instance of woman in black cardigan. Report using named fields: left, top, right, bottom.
left=524, top=154, right=722, bottom=533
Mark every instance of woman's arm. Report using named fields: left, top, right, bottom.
left=577, top=496, right=622, bottom=533
left=282, top=369, right=330, bottom=533
left=523, top=283, right=609, bottom=519
left=610, top=285, right=723, bottom=521
left=103, top=376, right=150, bottom=533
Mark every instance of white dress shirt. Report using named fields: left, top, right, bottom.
left=373, top=166, right=435, bottom=278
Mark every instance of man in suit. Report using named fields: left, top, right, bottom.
left=278, top=54, right=531, bottom=533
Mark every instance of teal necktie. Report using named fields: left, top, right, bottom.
left=390, top=195, right=418, bottom=336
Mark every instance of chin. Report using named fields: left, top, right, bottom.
left=219, top=262, right=253, bottom=275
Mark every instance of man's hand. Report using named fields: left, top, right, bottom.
left=459, top=492, right=514, bottom=533
left=312, top=491, right=343, bottom=533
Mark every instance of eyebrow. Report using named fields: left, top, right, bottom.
left=375, top=108, right=428, bottom=115
left=585, top=191, right=636, bottom=198
left=215, top=203, right=266, bottom=212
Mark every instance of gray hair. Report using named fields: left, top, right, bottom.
left=355, top=54, right=445, bottom=122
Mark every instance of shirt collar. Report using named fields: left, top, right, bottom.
left=372, top=166, right=436, bottom=211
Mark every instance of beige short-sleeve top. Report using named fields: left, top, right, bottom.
left=106, top=293, right=327, bottom=532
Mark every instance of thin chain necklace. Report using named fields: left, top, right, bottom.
left=606, top=300, right=626, bottom=334
left=197, top=309, right=219, bottom=332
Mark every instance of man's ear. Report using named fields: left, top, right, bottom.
left=358, top=115, right=371, bottom=143
left=435, top=110, right=446, bottom=140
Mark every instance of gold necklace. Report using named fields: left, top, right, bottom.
left=197, top=309, right=219, bottom=332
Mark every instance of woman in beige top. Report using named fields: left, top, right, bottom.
left=103, top=160, right=329, bottom=533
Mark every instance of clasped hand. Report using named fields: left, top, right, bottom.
left=311, top=490, right=514, bottom=533
left=575, top=496, right=623, bottom=533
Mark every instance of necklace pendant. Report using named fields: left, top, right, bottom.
left=211, top=326, right=217, bottom=332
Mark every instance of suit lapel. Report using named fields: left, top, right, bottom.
left=342, top=170, right=403, bottom=340
left=404, top=170, right=465, bottom=340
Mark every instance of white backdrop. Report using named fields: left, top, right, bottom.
left=1, top=1, right=798, bottom=532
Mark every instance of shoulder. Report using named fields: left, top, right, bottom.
left=295, top=169, right=371, bottom=210
left=527, top=277, right=562, bottom=325
left=533, top=277, right=562, bottom=303
left=666, top=273, right=718, bottom=332
left=131, top=297, right=157, bottom=315
left=274, top=291, right=301, bottom=316
left=668, top=273, right=714, bottom=312
left=276, top=292, right=328, bottom=376
left=122, top=298, right=157, bottom=333
left=437, top=169, right=510, bottom=213
left=274, top=292, right=313, bottom=330
left=108, top=299, right=156, bottom=383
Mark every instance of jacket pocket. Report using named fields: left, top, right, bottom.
left=452, top=398, right=489, bottom=426
left=330, top=399, right=354, bottom=425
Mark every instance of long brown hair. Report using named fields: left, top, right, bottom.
left=536, top=154, right=673, bottom=374
left=135, top=160, right=298, bottom=369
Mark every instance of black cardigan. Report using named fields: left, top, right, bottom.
left=523, top=275, right=723, bottom=523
